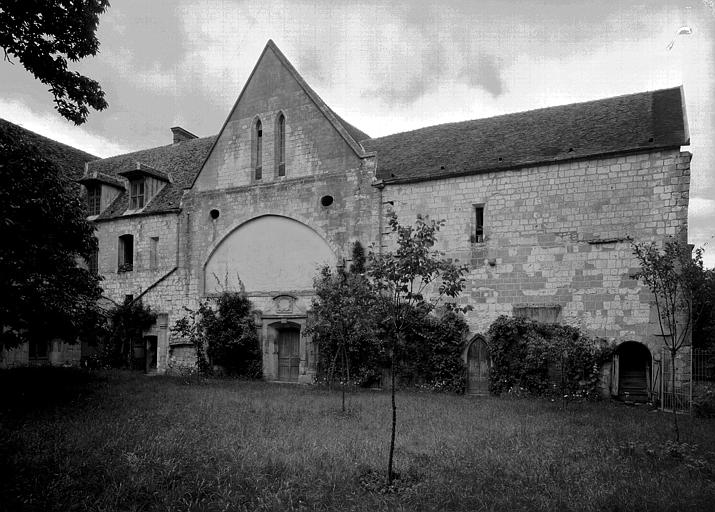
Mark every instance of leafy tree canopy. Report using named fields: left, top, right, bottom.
left=0, top=0, right=109, bottom=124
left=0, top=123, right=103, bottom=348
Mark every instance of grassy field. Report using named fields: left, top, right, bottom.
left=1, top=369, right=714, bottom=511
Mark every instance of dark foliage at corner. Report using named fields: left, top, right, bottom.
left=101, top=298, right=156, bottom=368
left=0, top=0, right=109, bottom=124
left=486, top=316, right=614, bottom=400
left=0, top=123, right=104, bottom=349
left=172, top=292, right=262, bottom=378
left=693, top=267, right=715, bottom=349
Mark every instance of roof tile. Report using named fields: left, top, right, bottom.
left=361, top=87, right=688, bottom=183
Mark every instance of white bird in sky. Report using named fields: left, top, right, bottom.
left=666, top=26, right=693, bottom=50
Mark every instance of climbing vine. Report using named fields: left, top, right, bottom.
left=486, top=315, right=614, bottom=400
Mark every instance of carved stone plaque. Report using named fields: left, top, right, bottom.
left=274, top=295, right=295, bottom=314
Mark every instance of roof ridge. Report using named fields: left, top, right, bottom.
left=0, top=118, right=99, bottom=161
left=89, top=134, right=216, bottom=165
left=363, top=86, right=682, bottom=143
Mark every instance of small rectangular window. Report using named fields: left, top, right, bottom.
left=150, top=236, right=159, bottom=270
left=87, top=185, right=101, bottom=215
left=130, top=180, right=145, bottom=209
left=29, top=339, right=48, bottom=360
left=118, top=234, right=134, bottom=272
left=513, top=305, right=561, bottom=324
left=474, top=205, right=485, bottom=243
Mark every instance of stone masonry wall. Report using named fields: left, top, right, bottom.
left=95, top=212, right=195, bottom=371
left=383, top=149, right=691, bottom=357
left=185, top=158, right=381, bottom=298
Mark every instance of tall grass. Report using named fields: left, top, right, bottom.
left=1, top=369, right=714, bottom=511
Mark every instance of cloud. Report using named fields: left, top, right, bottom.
left=0, top=99, right=133, bottom=158
left=460, top=54, right=506, bottom=97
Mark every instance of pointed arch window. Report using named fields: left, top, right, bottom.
left=275, top=113, right=286, bottom=177
left=254, top=119, right=263, bottom=180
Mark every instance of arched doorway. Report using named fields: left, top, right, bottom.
left=614, top=341, right=652, bottom=402
left=467, top=336, right=490, bottom=396
left=276, top=325, right=301, bottom=382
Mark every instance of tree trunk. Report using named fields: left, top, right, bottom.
left=387, top=336, right=398, bottom=485
left=341, top=347, right=347, bottom=413
left=671, top=348, right=680, bottom=442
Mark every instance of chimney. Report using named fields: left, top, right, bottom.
left=171, top=126, right=198, bottom=144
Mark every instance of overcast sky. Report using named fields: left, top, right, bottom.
left=1, top=0, right=713, bottom=266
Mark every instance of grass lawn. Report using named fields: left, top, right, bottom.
left=1, top=369, right=714, bottom=511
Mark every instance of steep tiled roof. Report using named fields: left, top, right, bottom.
left=361, top=87, right=688, bottom=183
left=0, top=118, right=98, bottom=183
left=91, top=135, right=216, bottom=220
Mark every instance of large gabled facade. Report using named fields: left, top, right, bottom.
left=27, top=41, right=692, bottom=399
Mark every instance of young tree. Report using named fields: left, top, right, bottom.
left=0, top=0, right=109, bottom=124
left=306, top=260, right=380, bottom=411
left=0, top=120, right=104, bottom=350
left=632, top=239, right=708, bottom=440
left=368, top=211, right=469, bottom=484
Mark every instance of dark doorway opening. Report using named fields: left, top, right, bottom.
left=145, top=336, right=158, bottom=373
left=616, top=341, right=651, bottom=402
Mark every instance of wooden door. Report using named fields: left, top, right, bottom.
left=277, top=328, right=300, bottom=382
left=468, top=338, right=490, bottom=395
left=145, top=336, right=158, bottom=373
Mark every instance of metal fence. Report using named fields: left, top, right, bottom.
left=693, top=349, right=715, bottom=382
left=661, top=348, right=692, bottom=413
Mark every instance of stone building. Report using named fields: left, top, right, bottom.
left=3, top=41, right=692, bottom=401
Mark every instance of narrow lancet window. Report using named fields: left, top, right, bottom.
left=254, top=119, right=263, bottom=180
left=276, top=113, right=285, bottom=177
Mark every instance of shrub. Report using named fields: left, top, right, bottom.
left=171, top=291, right=262, bottom=378
left=486, top=315, right=614, bottom=400
left=100, top=298, right=156, bottom=368
left=398, top=309, right=468, bottom=393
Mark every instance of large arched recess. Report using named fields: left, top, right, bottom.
left=204, top=215, right=337, bottom=293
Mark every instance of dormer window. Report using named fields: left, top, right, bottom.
left=254, top=119, right=263, bottom=180
left=87, top=184, right=101, bottom=216
left=276, top=113, right=285, bottom=177
left=77, top=170, right=123, bottom=217
left=118, top=162, right=170, bottom=213
left=130, top=179, right=145, bottom=209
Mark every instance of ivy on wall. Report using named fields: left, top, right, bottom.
left=486, top=315, right=615, bottom=400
